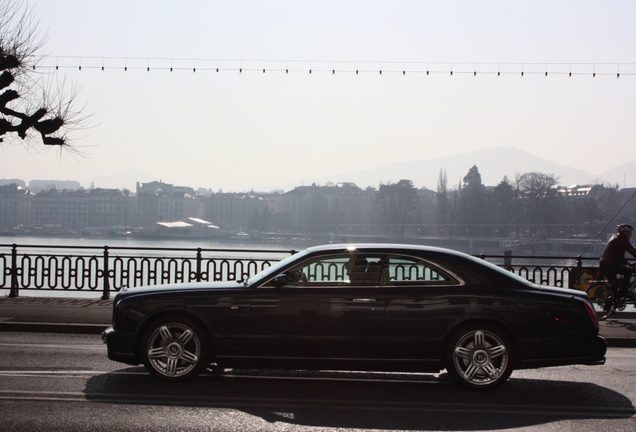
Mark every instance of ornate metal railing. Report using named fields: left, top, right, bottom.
left=1, top=244, right=296, bottom=299
left=1, top=243, right=603, bottom=299
left=476, top=252, right=591, bottom=289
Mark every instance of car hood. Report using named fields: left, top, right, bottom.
left=114, top=281, right=247, bottom=301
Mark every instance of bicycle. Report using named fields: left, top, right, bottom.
left=586, top=268, right=636, bottom=320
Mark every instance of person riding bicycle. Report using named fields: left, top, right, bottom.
left=599, top=223, right=636, bottom=306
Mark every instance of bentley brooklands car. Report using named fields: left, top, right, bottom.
left=102, top=244, right=606, bottom=389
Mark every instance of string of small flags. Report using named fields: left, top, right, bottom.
left=38, top=57, right=636, bottom=78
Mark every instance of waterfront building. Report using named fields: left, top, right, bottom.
left=0, top=184, right=33, bottom=229
left=136, top=181, right=203, bottom=228
left=281, top=182, right=375, bottom=234
left=32, top=188, right=135, bottom=230
left=33, top=188, right=87, bottom=229
left=87, top=188, right=136, bottom=228
left=203, top=192, right=268, bottom=231
left=28, top=179, right=81, bottom=193
left=0, top=179, right=26, bottom=187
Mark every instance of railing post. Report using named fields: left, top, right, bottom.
left=102, top=246, right=110, bottom=300
left=504, top=250, right=512, bottom=268
left=576, top=255, right=582, bottom=268
left=196, top=248, right=202, bottom=282
left=9, top=244, right=18, bottom=297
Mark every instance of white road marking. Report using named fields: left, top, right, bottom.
left=0, top=343, right=104, bottom=350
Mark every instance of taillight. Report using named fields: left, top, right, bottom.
left=585, top=301, right=599, bottom=327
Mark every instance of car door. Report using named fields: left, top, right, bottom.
left=380, top=255, right=464, bottom=361
left=248, top=253, right=386, bottom=361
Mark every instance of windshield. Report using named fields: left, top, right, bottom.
left=245, top=249, right=311, bottom=285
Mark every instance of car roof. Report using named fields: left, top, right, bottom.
left=302, top=243, right=469, bottom=258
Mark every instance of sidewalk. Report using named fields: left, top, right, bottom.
left=0, top=297, right=112, bottom=335
left=0, top=296, right=635, bottom=347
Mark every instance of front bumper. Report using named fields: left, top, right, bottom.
left=102, top=326, right=140, bottom=365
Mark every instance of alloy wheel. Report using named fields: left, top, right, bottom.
left=449, top=328, right=511, bottom=389
left=144, top=321, right=203, bottom=379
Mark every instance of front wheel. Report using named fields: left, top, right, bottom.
left=445, top=325, right=514, bottom=390
left=140, top=317, right=209, bottom=381
left=586, top=283, right=615, bottom=320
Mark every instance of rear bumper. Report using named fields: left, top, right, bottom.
left=102, top=326, right=139, bottom=365
left=518, top=334, right=607, bottom=369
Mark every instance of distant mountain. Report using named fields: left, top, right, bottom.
left=599, top=161, right=636, bottom=188
left=274, top=147, right=613, bottom=191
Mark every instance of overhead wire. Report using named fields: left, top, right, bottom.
left=38, top=56, right=636, bottom=78
left=580, top=189, right=636, bottom=256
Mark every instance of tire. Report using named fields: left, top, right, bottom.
left=445, top=325, right=514, bottom=390
left=140, top=316, right=209, bottom=381
left=585, top=283, right=615, bottom=321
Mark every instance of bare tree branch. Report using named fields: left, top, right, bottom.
left=0, top=0, right=89, bottom=152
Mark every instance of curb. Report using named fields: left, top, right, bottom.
left=0, top=322, right=108, bottom=335
left=605, top=338, right=636, bottom=348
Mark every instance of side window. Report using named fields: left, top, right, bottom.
left=283, top=254, right=385, bottom=287
left=283, top=256, right=349, bottom=286
left=381, top=256, right=458, bottom=286
left=304, top=256, right=350, bottom=284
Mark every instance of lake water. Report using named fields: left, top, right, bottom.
left=0, top=235, right=307, bottom=252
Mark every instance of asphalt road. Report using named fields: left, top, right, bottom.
left=0, top=332, right=634, bottom=432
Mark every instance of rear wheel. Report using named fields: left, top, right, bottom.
left=445, top=325, right=514, bottom=390
left=140, top=317, right=209, bottom=381
left=586, top=282, right=615, bottom=320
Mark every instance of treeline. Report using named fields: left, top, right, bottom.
left=373, top=166, right=635, bottom=240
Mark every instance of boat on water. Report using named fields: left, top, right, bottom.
left=229, top=231, right=251, bottom=241
left=145, top=217, right=221, bottom=239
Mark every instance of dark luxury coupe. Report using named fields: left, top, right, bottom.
left=102, top=244, right=606, bottom=389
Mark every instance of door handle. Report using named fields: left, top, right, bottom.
left=353, top=298, right=376, bottom=303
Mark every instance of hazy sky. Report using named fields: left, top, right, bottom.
left=2, top=0, right=636, bottom=192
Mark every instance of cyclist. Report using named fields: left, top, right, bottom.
left=599, top=223, right=636, bottom=307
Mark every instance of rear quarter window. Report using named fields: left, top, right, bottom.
left=381, top=256, right=460, bottom=286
